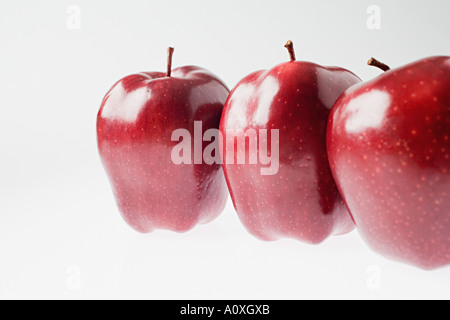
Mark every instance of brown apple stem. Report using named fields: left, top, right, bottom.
left=284, top=40, right=296, bottom=62
left=167, top=47, right=175, bottom=77
left=367, top=57, right=390, bottom=72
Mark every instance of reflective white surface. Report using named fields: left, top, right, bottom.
left=0, top=0, right=449, bottom=299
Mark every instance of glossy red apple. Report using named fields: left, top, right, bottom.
left=219, top=41, right=360, bottom=243
left=327, top=56, right=450, bottom=269
left=97, top=48, right=230, bottom=233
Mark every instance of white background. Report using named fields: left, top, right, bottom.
left=0, top=0, right=449, bottom=300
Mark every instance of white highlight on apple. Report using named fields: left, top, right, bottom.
left=344, top=90, right=391, bottom=133
left=367, top=5, right=381, bottom=30
left=171, top=121, right=280, bottom=176
left=253, top=76, right=280, bottom=125
left=66, top=5, right=81, bottom=30
left=225, top=83, right=254, bottom=129
left=66, top=265, right=81, bottom=290
left=102, top=86, right=151, bottom=123
left=445, top=57, right=450, bottom=68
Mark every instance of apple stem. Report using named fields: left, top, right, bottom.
left=284, top=40, right=296, bottom=62
left=167, top=47, right=175, bottom=77
left=367, top=57, right=390, bottom=72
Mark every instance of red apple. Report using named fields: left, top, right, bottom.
left=97, top=48, right=230, bottom=233
left=327, top=56, right=450, bottom=269
left=219, top=41, right=360, bottom=243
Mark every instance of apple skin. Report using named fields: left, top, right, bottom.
left=327, top=56, right=450, bottom=269
left=97, top=66, right=230, bottom=233
left=219, top=61, right=361, bottom=243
